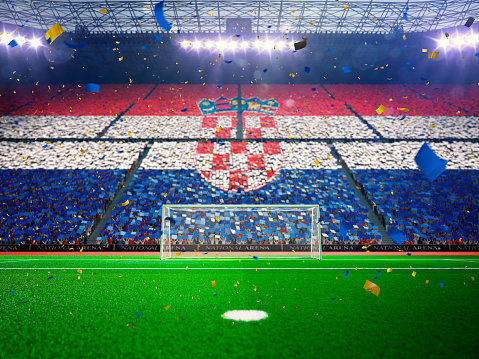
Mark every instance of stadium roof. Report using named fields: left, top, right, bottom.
left=0, top=0, right=477, bottom=35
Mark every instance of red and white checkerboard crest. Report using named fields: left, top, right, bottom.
left=194, top=97, right=283, bottom=192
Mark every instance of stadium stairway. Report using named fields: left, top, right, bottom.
left=87, top=142, right=153, bottom=244
left=329, top=144, right=394, bottom=244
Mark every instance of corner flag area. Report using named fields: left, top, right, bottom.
left=1, top=254, right=478, bottom=358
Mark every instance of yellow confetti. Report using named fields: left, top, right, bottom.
left=121, top=200, right=130, bottom=206
left=97, top=8, right=108, bottom=15
left=422, top=49, right=428, bottom=52
left=216, top=126, right=222, bottom=132
left=119, top=57, right=123, bottom=61
left=412, top=271, right=417, bottom=277
left=80, top=149, right=85, bottom=153
left=428, top=52, right=439, bottom=59
left=77, top=269, right=82, bottom=274
left=426, top=280, right=429, bottom=285
left=45, top=23, right=63, bottom=44
left=403, top=34, right=406, bottom=40
left=212, top=281, right=216, bottom=287
left=387, top=268, right=392, bottom=273
left=165, top=305, right=170, bottom=310
left=376, top=105, right=385, bottom=115
left=314, top=159, right=319, bottom=167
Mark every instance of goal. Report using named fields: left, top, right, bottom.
left=160, top=204, right=321, bottom=260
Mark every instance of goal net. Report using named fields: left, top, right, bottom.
left=160, top=205, right=321, bottom=260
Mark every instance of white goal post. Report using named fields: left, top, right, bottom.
left=160, top=204, right=321, bottom=260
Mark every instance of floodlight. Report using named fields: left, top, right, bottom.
left=192, top=41, right=202, bottom=49
left=436, top=37, right=449, bottom=48
left=276, top=41, right=286, bottom=50
left=452, top=36, right=464, bottom=47
left=263, top=40, right=274, bottom=49
left=181, top=40, right=190, bottom=48
left=465, top=33, right=478, bottom=45
left=240, top=41, right=249, bottom=50
left=29, top=38, right=42, bottom=48
left=205, top=40, right=214, bottom=49
left=1, top=32, right=13, bottom=45
left=15, top=36, right=26, bottom=44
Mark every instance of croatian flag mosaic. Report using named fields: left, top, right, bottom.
left=194, top=96, right=283, bottom=192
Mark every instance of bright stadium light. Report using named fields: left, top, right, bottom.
left=192, top=41, right=202, bottom=49
left=465, top=33, right=478, bottom=45
left=1, top=32, right=13, bottom=45
left=15, top=36, right=26, bottom=45
left=276, top=41, right=286, bottom=50
left=240, top=41, right=249, bottom=50
left=205, top=40, right=214, bottom=49
left=263, top=40, right=274, bottom=50
left=181, top=40, right=190, bottom=49
left=253, top=40, right=262, bottom=49
left=436, top=37, right=449, bottom=48
left=228, top=41, right=237, bottom=51
left=29, top=37, right=42, bottom=48
left=452, top=36, right=464, bottom=48
left=217, top=39, right=226, bottom=50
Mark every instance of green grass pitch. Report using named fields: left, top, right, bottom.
left=1, top=255, right=478, bottom=359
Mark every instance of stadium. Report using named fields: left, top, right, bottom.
left=1, top=0, right=478, bottom=357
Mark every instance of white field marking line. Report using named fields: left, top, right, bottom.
left=3, top=267, right=479, bottom=270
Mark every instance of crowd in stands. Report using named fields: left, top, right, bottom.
left=6, top=84, right=155, bottom=116
left=0, top=116, right=113, bottom=139
left=335, top=142, right=479, bottom=244
left=128, top=84, right=237, bottom=116
left=334, top=141, right=479, bottom=171
left=97, top=167, right=380, bottom=245
left=0, top=84, right=68, bottom=115
left=406, top=85, right=479, bottom=116
left=0, top=169, right=123, bottom=245
left=1, top=84, right=477, bottom=248
left=324, top=84, right=467, bottom=116
left=241, top=84, right=351, bottom=116
left=365, top=116, right=479, bottom=139
left=0, top=141, right=147, bottom=170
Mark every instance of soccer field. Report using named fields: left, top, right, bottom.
left=1, top=255, right=479, bottom=359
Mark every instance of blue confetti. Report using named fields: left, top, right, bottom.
left=331, top=298, right=336, bottom=300
left=141, top=46, right=146, bottom=50
left=374, top=137, right=378, bottom=142
left=328, top=48, right=333, bottom=53
left=137, top=16, right=144, bottom=20
left=136, top=311, right=141, bottom=317
left=225, top=60, right=232, bottom=63
left=407, top=253, right=412, bottom=256
left=400, top=115, right=407, bottom=121
left=253, top=256, right=259, bottom=260
left=11, top=290, right=15, bottom=294
left=14, top=121, right=19, bottom=125
left=263, top=69, right=268, bottom=73
left=403, top=13, right=408, bottom=21
left=64, top=41, right=86, bottom=50
left=218, top=143, right=225, bottom=146
left=440, top=282, right=444, bottom=287
left=374, top=275, right=378, bottom=279
left=8, top=39, right=18, bottom=48
left=304, top=66, right=310, bottom=73
left=214, top=293, right=217, bottom=296
left=217, top=84, right=222, bottom=88
left=181, top=249, right=187, bottom=252
left=267, top=25, right=272, bottom=28
left=475, top=53, right=479, bottom=58
left=203, top=252, right=208, bottom=254
left=342, top=67, right=352, bottom=73
left=378, top=270, right=382, bottom=275
left=420, top=77, right=428, bottom=81
left=43, top=145, right=48, bottom=149
left=153, top=156, right=159, bottom=159
left=311, top=88, right=316, bottom=91
left=406, top=62, right=411, bottom=65
left=47, top=276, right=53, bottom=280
left=181, top=107, right=188, bottom=112
left=154, top=36, right=162, bottom=41
left=344, top=270, right=349, bottom=277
